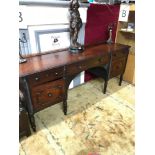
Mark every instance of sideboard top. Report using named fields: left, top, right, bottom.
left=19, top=43, right=130, bottom=77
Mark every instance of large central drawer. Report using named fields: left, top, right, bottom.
left=66, top=56, right=109, bottom=76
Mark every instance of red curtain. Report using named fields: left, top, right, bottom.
left=84, top=4, right=120, bottom=82
left=84, top=4, right=120, bottom=45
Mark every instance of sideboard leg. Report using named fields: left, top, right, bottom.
left=103, top=80, right=108, bottom=94
left=63, top=100, right=67, bottom=115
left=63, top=83, right=67, bottom=115
left=29, top=114, right=36, bottom=132
left=22, top=77, right=36, bottom=132
left=119, top=74, right=123, bottom=86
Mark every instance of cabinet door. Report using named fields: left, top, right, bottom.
left=110, top=58, right=126, bottom=78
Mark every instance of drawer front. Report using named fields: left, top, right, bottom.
left=31, top=79, right=64, bottom=111
left=110, top=58, right=126, bottom=78
left=28, top=67, right=63, bottom=86
left=66, top=56, right=109, bottom=75
left=112, top=50, right=128, bottom=60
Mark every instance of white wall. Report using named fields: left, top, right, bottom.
left=19, top=5, right=88, bottom=28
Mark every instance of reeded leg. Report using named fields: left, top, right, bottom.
left=63, top=100, right=67, bottom=115
left=25, top=114, right=31, bottom=136
left=63, top=76, right=69, bottom=115
left=103, top=80, right=108, bottom=94
left=119, top=74, right=123, bottom=86
left=63, top=87, right=67, bottom=115
left=29, top=114, right=36, bottom=132
left=26, top=127, right=31, bottom=137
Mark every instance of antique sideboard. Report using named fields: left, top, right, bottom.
left=19, top=43, right=130, bottom=131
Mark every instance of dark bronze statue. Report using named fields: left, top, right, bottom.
left=69, top=0, right=84, bottom=53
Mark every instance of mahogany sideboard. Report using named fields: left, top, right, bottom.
left=19, top=43, right=130, bottom=131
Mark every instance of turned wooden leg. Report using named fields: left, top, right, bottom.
left=119, top=74, right=123, bottom=86
left=29, top=114, right=36, bottom=132
left=63, top=100, right=67, bottom=115
left=63, top=89, right=67, bottom=115
left=26, top=128, right=31, bottom=137
left=103, top=80, right=108, bottom=94
left=63, top=77, right=68, bottom=115
left=25, top=114, right=31, bottom=136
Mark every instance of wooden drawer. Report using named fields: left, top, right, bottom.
left=31, top=79, right=64, bottom=111
left=110, top=58, right=126, bottom=78
left=112, top=50, right=128, bottom=60
left=28, top=67, right=63, bottom=86
left=66, top=56, right=109, bottom=76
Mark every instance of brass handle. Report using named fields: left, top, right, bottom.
left=55, top=72, right=58, bottom=75
left=35, top=77, right=39, bottom=81
left=48, top=93, right=52, bottom=97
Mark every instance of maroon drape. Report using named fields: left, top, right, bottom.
left=84, top=4, right=120, bottom=82
left=84, top=4, right=120, bottom=45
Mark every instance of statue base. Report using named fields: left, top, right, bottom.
left=69, top=46, right=84, bottom=54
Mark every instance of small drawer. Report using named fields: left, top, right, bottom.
left=93, top=55, right=109, bottom=66
left=31, top=79, right=64, bottom=111
left=66, top=56, right=109, bottom=76
left=110, top=58, right=126, bottom=78
left=112, top=50, right=128, bottom=60
left=66, top=61, right=90, bottom=75
left=28, top=67, right=63, bottom=86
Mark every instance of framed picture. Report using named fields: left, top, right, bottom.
left=35, top=28, right=70, bottom=52
left=28, top=24, right=70, bottom=54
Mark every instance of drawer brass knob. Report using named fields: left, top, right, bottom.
left=35, top=77, right=39, bottom=81
left=78, top=66, right=82, bottom=69
left=48, top=93, right=52, bottom=97
left=55, top=72, right=58, bottom=75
